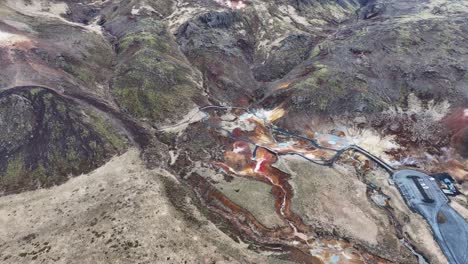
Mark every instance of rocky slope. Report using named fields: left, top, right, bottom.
left=0, top=0, right=467, bottom=263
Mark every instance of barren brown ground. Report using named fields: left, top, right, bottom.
left=0, top=149, right=293, bottom=264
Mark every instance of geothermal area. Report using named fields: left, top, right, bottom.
left=0, top=0, right=467, bottom=264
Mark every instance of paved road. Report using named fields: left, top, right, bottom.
left=393, top=170, right=468, bottom=264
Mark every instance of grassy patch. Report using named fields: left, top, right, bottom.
left=295, top=65, right=330, bottom=91
left=292, top=65, right=367, bottom=111
left=89, top=113, right=127, bottom=152
left=2, top=157, right=26, bottom=186
left=119, top=32, right=170, bottom=54
left=113, top=46, right=196, bottom=122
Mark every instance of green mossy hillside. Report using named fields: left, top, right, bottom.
left=0, top=88, right=127, bottom=194
left=290, top=64, right=384, bottom=113
left=111, top=18, right=200, bottom=123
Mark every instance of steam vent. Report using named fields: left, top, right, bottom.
left=0, top=1, right=467, bottom=264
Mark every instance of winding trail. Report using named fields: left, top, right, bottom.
left=197, top=105, right=466, bottom=264
left=198, top=105, right=395, bottom=172
left=197, top=105, right=394, bottom=264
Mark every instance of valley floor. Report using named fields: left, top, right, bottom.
left=0, top=149, right=291, bottom=264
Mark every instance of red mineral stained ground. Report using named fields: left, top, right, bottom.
left=205, top=108, right=391, bottom=264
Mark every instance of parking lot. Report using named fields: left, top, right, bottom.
left=393, top=170, right=468, bottom=264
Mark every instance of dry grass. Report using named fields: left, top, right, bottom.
left=0, top=149, right=291, bottom=264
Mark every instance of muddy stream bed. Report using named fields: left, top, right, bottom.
left=171, top=106, right=412, bottom=264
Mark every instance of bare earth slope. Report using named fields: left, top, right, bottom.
left=0, top=149, right=292, bottom=264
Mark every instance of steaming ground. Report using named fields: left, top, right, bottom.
left=0, top=149, right=291, bottom=264
left=0, top=31, right=29, bottom=47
